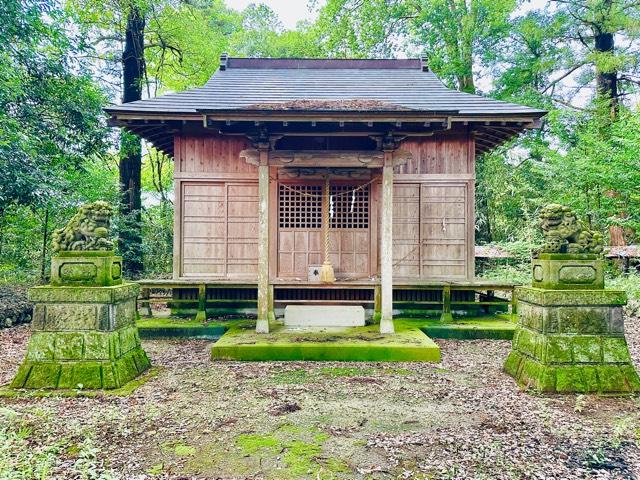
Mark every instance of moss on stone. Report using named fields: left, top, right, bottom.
left=2, top=367, right=159, bottom=398
left=28, top=283, right=139, bottom=304
left=516, top=287, right=627, bottom=307
left=54, top=332, right=85, bottom=360
left=545, top=336, right=573, bottom=364
left=572, top=336, right=602, bottom=363
left=602, top=337, right=632, bottom=363
left=211, top=323, right=440, bottom=362
left=22, top=364, right=61, bottom=389
left=507, top=287, right=640, bottom=394
left=25, top=333, right=56, bottom=361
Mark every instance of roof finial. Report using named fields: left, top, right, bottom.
left=420, top=53, right=429, bottom=72
left=219, top=52, right=229, bottom=71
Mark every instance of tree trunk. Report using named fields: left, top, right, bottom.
left=458, top=73, right=475, bottom=94
left=119, top=4, right=145, bottom=276
left=594, top=30, right=618, bottom=116
left=593, top=0, right=617, bottom=118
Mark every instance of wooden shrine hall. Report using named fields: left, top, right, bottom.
left=106, top=56, right=546, bottom=334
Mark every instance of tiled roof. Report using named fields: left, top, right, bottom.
left=106, top=58, right=546, bottom=117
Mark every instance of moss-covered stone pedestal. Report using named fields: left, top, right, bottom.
left=51, top=251, right=123, bottom=287
left=11, top=256, right=150, bottom=390
left=532, top=253, right=604, bottom=290
left=505, top=285, right=640, bottom=394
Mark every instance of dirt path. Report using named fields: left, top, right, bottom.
left=1, top=319, right=639, bottom=479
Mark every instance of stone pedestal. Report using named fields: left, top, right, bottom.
left=505, top=286, right=640, bottom=393
left=51, top=251, right=123, bottom=287
left=532, top=254, right=604, bottom=290
left=11, top=280, right=150, bottom=390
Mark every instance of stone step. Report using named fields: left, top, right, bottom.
left=284, top=305, right=365, bottom=327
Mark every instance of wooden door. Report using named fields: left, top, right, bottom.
left=277, top=181, right=371, bottom=279
left=420, top=183, right=468, bottom=279
left=392, top=184, right=421, bottom=278
left=181, top=181, right=258, bottom=278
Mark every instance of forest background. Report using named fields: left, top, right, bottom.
left=2, top=0, right=640, bottom=292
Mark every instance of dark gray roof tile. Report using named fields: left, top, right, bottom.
left=106, top=59, right=546, bottom=117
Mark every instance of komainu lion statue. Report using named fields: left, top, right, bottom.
left=538, top=203, right=603, bottom=255
left=51, top=201, right=115, bottom=254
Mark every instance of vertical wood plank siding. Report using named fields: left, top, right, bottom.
left=175, top=135, right=259, bottom=278
left=174, top=130, right=475, bottom=281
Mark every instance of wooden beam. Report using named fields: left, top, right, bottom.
left=240, top=149, right=412, bottom=169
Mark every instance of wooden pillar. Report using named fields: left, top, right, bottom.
left=139, top=287, right=152, bottom=317
left=195, top=283, right=207, bottom=323
left=440, top=285, right=453, bottom=322
left=510, top=287, right=518, bottom=322
left=256, top=145, right=270, bottom=333
left=380, top=148, right=395, bottom=334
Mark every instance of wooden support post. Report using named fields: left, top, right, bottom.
left=195, top=283, right=207, bottom=323
left=380, top=149, right=394, bottom=334
left=256, top=146, right=271, bottom=333
left=373, top=284, right=382, bottom=324
left=140, top=287, right=152, bottom=317
left=440, top=285, right=453, bottom=322
left=511, top=288, right=518, bottom=322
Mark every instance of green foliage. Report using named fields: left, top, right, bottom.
left=0, top=407, right=117, bottom=479
left=3, top=0, right=640, bottom=288
left=0, top=0, right=109, bottom=209
left=141, top=202, right=173, bottom=276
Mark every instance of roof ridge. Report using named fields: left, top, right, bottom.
left=222, top=57, right=422, bottom=70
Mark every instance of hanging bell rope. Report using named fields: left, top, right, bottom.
left=319, top=175, right=336, bottom=283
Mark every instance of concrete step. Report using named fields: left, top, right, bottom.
left=284, top=305, right=365, bottom=327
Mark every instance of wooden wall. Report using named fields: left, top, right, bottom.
left=173, top=129, right=475, bottom=281
left=174, top=135, right=259, bottom=279
left=392, top=130, right=475, bottom=280
left=395, top=131, right=473, bottom=175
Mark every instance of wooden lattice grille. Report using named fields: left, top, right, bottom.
left=278, top=185, right=322, bottom=229
left=330, top=185, right=369, bottom=229
left=278, top=184, right=369, bottom=229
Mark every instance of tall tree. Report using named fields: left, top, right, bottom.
left=0, top=0, right=112, bottom=280
left=68, top=0, right=177, bottom=275
left=119, top=2, right=145, bottom=275
left=314, top=0, right=516, bottom=92
left=553, top=0, right=640, bottom=115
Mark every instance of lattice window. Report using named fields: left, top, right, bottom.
left=278, top=183, right=369, bottom=229
left=330, top=185, right=369, bottom=229
left=278, top=184, right=322, bottom=228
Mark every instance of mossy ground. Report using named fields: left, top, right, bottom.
left=2, top=324, right=640, bottom=478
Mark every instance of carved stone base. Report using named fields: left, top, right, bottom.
left=11, top=283, right=150, bottom=390
left=531, top=254, right=604, bottom=290
left=51, top=252, right=122, bottom=287
left=504, top=286, right=640, bottom=393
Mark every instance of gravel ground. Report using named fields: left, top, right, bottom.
left=1, top=318, right=639, bottom=480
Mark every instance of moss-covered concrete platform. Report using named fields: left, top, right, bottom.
left=211, top=321, right=441, bottom=362
left=421, top=315, right=516, bottom=340
left=137, top=317, right=228, bottom=340
left=137, top=315, right=516, bottom=342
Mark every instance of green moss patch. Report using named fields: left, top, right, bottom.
left=420, top=316, right=516, bottom=339
left=137, top=317, right=253, bottom=340
left=268, top=366, right=412, bottom=384
left=211, top=322, right=441, bottom=362
left=0, top=367, right=160, bottom=398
